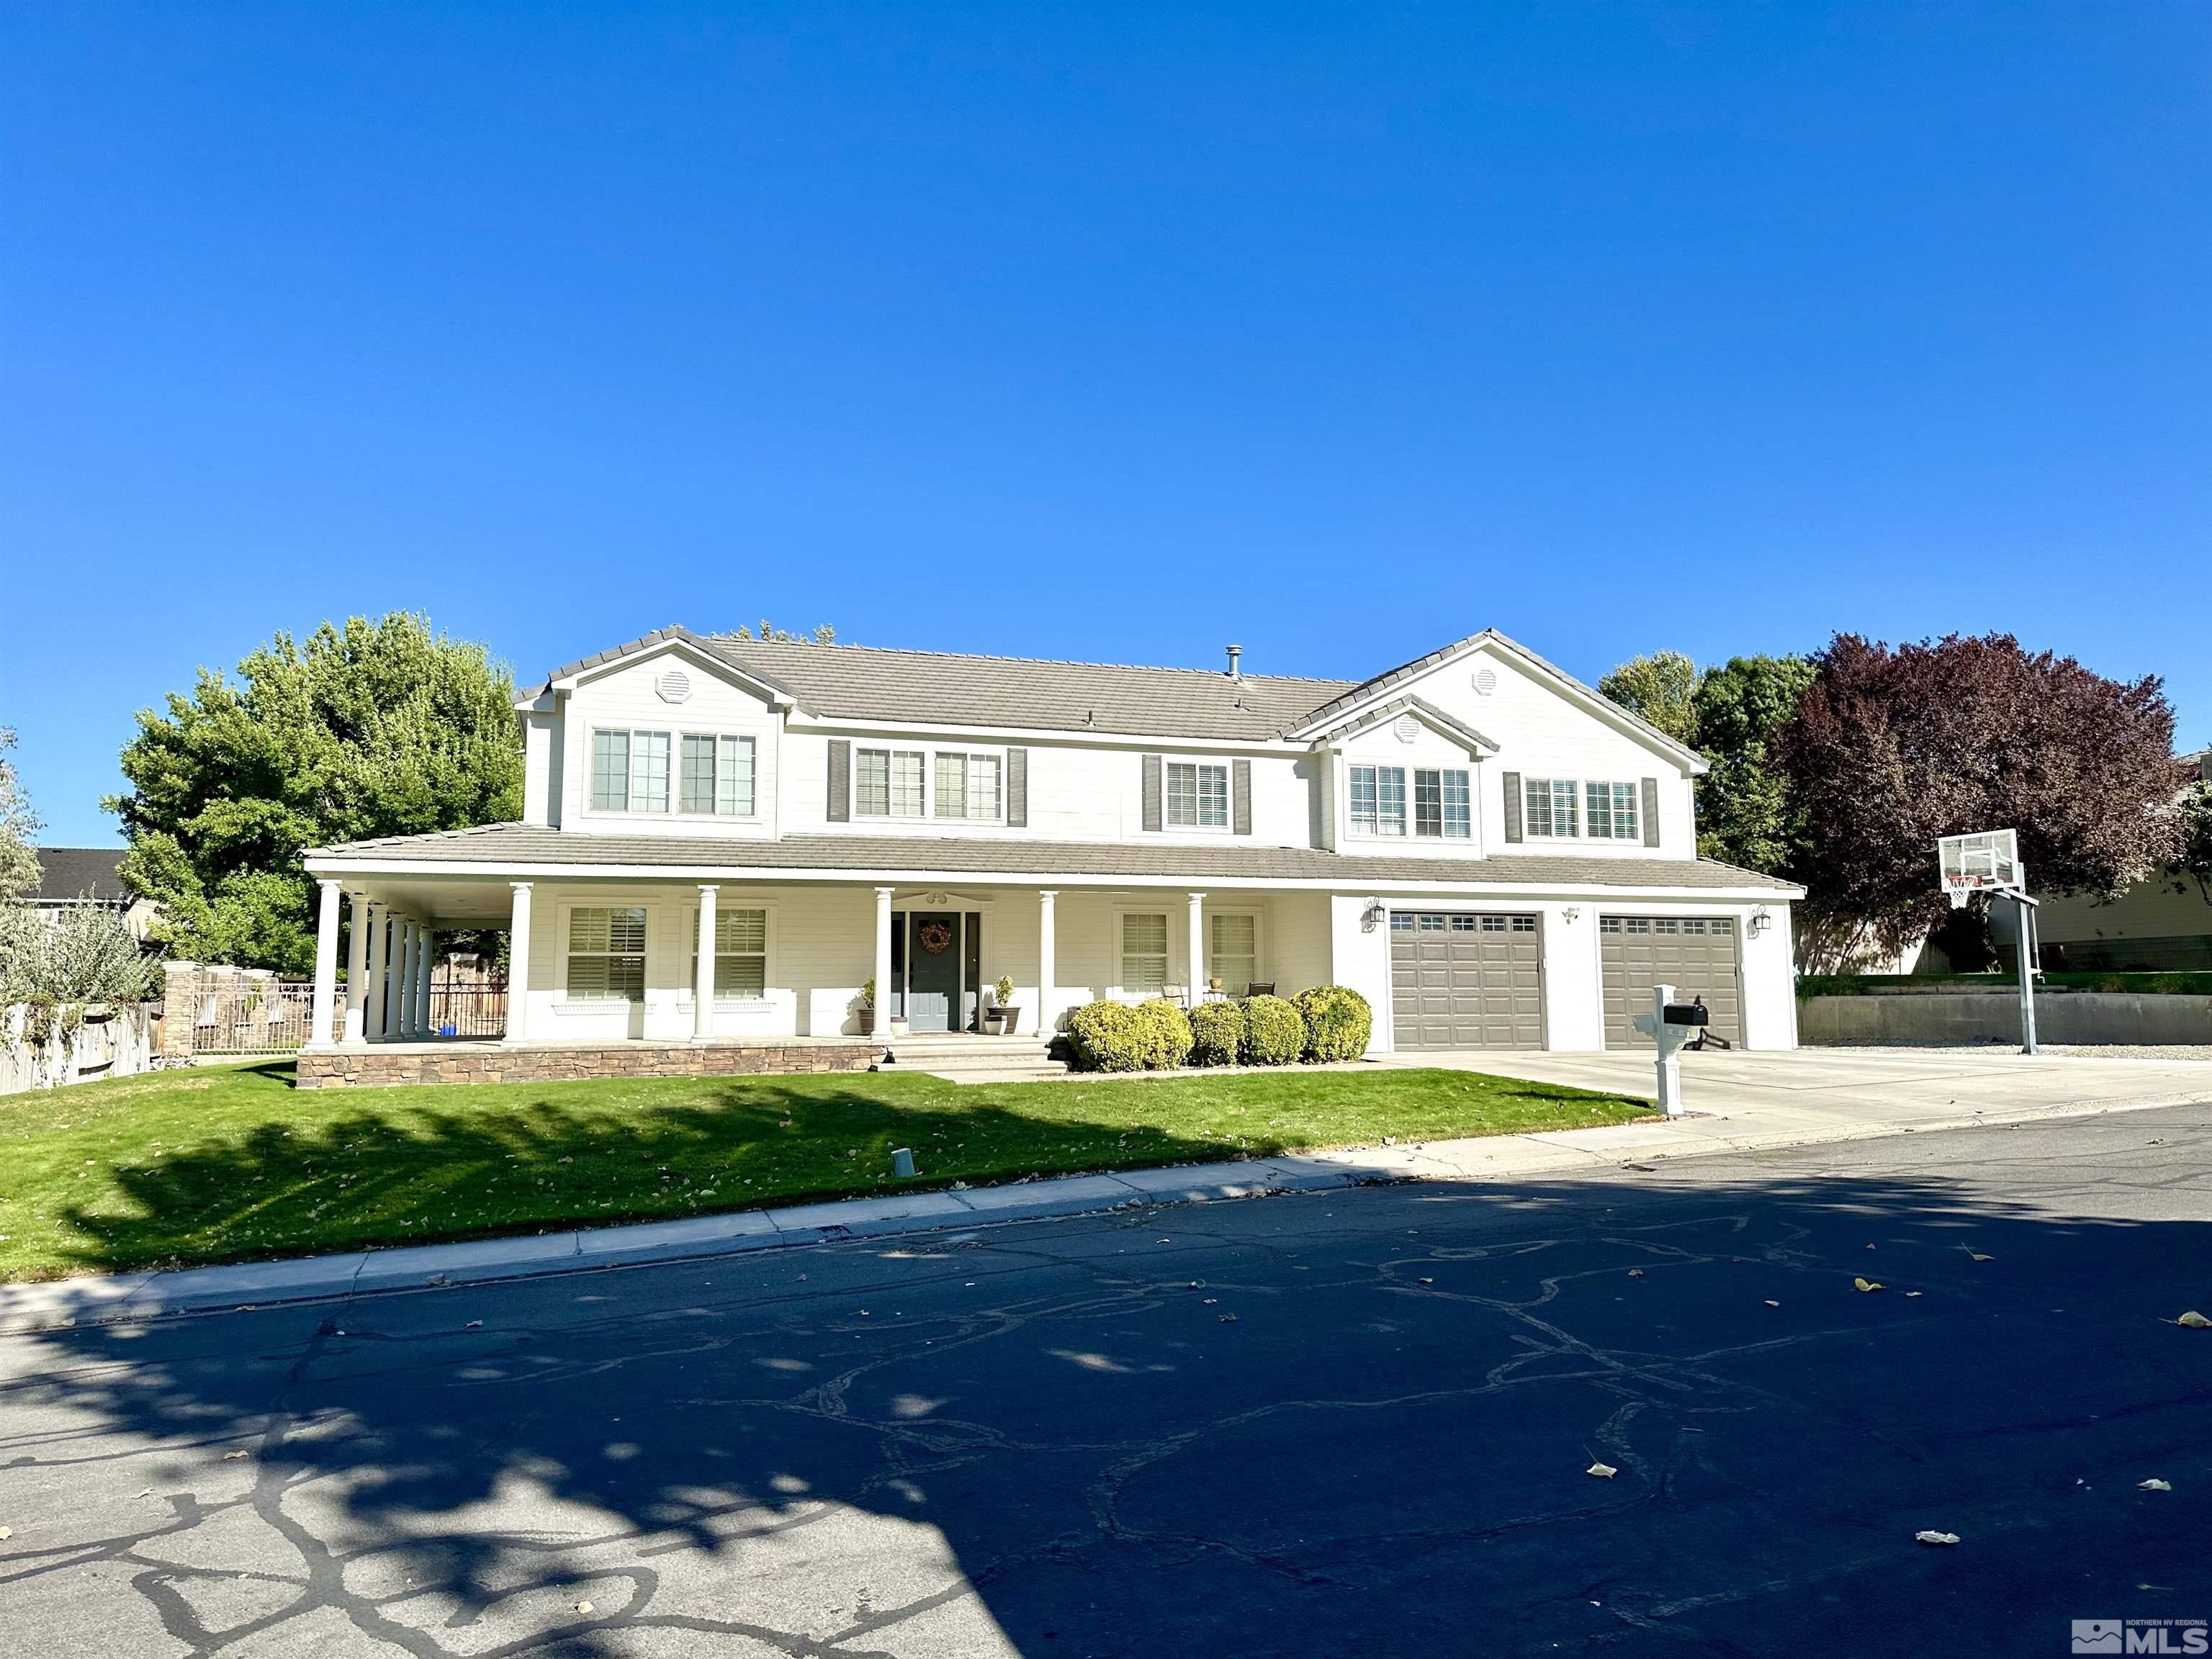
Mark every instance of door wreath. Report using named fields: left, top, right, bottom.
left=917, top=920, right=956, bottom=955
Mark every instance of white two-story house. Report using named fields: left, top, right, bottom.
left=297, top=626, right=1802, bottom=1083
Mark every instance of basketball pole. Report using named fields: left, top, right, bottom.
left=2011, top=891, right=2041, bottom=1056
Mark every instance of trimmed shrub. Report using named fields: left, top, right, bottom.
left=1187, top=999, right=1245, bottom=1066
left=1136, top=998, right=1194, bottom=1069
left=1067, top=999, right=1151, bottom=1072
left=1240, top=994, right=1305, bottom=1066
left=1295, top=984, right=1373, bottom=1062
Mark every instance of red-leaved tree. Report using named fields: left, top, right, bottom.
left=1773, top=634, right=2188, bottom=971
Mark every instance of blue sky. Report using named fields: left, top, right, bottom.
left=5, top=3, right=2208, bottom=845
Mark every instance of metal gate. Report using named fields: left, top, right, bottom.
left=191, top=980, right=320, bottom=1055
left=1388, top=911, right=1545, bottom=1050
left=1599, top=916, right=1743, bottom=1048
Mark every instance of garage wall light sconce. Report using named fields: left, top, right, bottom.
left=1560, top=907, right=1581, bottom=923
left=1750, top=907, right=1772, bottom=938
left=1362, top=899, right=1387, bottom=932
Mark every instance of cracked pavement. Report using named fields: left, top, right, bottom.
left=2, top=1105, right=2209, bottom=1656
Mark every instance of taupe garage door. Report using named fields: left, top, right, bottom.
left=1390, top=912, right=1544, bottom=1050
left=1599, top=916, right=1743, bottom=1048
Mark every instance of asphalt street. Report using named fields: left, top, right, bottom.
left=2, top=1105, right=2209, bottom=1658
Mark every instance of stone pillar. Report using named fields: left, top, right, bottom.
left=308, top=880, right=342, bottom=1050
left=158, top=961, right=200, bottom=1059
left=1037, top=889, right=1057, bottom=1035
left=343, top=892, right=370, bottom=1044
left=416, top=930, right=436, bottom=1037
left=1186, top=892, right=1205, bottom=1002
left=695, top=884, right=719, bottom=1042
left=872, top=886, right=895, bottom=1039
left=364, top=905, right=389, bottom=1040
left=503, top=883, right=534, bottom=1045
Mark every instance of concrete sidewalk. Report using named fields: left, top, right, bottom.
left=2, top=1046, right=2206, bottom=1334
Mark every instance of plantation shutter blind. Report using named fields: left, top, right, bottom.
left=1006, top=747, right=1028, bottom=828
left=1640, top=777, right=1660, bottom=847
left=1141, top=754, right=1163, bottom=832
left=1232, top=760, right=1252, bottom=835
left=826, top=739, right=850, bottom=822
left=1501, top=771, right=1524, bottom=842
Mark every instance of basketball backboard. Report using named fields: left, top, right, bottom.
left=1938, top=829, right=2023, bottom=908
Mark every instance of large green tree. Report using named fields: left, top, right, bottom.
left=0, top=727, right=40, bottom=902
left=1596, top=651, right=1701, bottom=747
left=110, top=613, right=523, bottom=974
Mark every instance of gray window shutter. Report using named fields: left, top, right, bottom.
left=1232, top=759, right=1252, bottom=835
left=1641, top=777, right=1661, bottom=848
left=827, top=739, right=850, bottom=822
left=1141, top=754, right=1163, bottom=832
left=1502, top=771, right=1524, bottom=843
left=1006, top=747, right=1028, bottom=827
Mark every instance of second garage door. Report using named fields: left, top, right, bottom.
left=1390, top=912, right=1544, bottom=1050
left=1599, top=915, right=1743, bottom=1048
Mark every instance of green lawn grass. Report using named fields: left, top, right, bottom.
left=0, top=1062, right=1649, bottom=1282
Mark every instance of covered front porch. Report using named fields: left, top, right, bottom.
left=300, top=868, right=1337, bottom=1057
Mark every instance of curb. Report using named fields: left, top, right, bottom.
left=1, top=1086, right=2204, bottom=1335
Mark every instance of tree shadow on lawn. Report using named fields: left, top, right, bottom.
left=5, top=1148, right=2211, bottom=1656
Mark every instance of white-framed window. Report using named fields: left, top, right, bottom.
left=694, top=906, right=769, bottom=998
left=678, top=734, right=757, bottom=817
left=1209, top=913, right=1257, bottom=994
left=1165, top=762, right=1229, bottom=829
left=1120, top=912, right=1169, bottom=995
left=1411, top=768, right=1472, bottom=839
left=855, top=747, right=927, bottom=818
left=566, top=906, right=646, bottom=1001
left=1523, top=778, right=1581, bottom=838
left=1349, top=765, right=1408, bottom=837
left=590, top=729, right=673, bottom=814
left=933, top=752, right=1003, bottom=822
left=1585, top=781, right=1640, bottom=840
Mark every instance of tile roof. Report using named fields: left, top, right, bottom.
left=30, top=847, right=127, bottom=904
left=308, top=823, right=1801, bottom=894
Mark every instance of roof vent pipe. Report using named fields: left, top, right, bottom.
left=1226, top=644, right=1243, bottom=682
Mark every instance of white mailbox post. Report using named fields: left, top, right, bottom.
left=1630, top=982, right=1705, bottom=1117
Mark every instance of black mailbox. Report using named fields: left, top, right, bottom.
left=1662, top=1002, right=1709, bottom=1027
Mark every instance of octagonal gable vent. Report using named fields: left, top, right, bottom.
left=1393, top=714, right=1421, bottom=743
left=1471, top=667, right=1498, bottom=696
left=655, top=667, right=694, bottom=705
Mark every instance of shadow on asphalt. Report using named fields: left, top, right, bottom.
left=4, top=1151, right=2210, bottom=1656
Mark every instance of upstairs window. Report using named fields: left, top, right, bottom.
left=591, top=730, right=671, bottom=813
left=1166, top=762, right=1229, bottom=828
left=1523, top=778, right=1581, bottom=838
left=679, top=734, right=757, bottom=817
left=1412, top=768, right=1472, bottom=839
left=1349, top=765, right=1408, bottom=837
left=933, top=752, right=1004, bottom=822
left=567, top=907, right=646, bottom=1001
left=855, top=748, right=926, bottom=818
left=1585, top=781, right=1640, bottom=840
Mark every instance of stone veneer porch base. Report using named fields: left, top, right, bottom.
left=295, top=1040, right=880, bottom=1089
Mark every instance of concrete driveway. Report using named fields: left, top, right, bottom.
left=1375, top=1043, right=2212, bottom=1136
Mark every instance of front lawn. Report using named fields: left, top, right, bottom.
left=0, top=1063, right=1650, bottom=1282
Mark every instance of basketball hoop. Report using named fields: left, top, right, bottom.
left=1937, top=829, right=2023, bottom=909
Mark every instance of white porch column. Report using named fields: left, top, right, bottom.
left=1186, top=892, right=1205, bottom=998
left=342, top=891, right=370, bottom=1044
left=503, top=883, right=534, bottom=1044
left=1037, top=889, right=1057, bottom=1035
left=872, top=886, right=895, bottom=1039
left=415, top=931, right=436, bottom=1036
left=364, top=904, right=390, bottom=1040
left=308, top=879, right=341, bottom=1049
left=694, top=884, right=719, bottom=1041
left=397, top=921, right=419, bottom=1038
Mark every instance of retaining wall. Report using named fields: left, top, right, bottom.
left=295, top=1040, right=879, bottom=1089
left=1799, top=992, right=2212, bottom=1046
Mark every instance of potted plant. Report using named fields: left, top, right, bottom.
left=984, top=974, right=1020, bottom=1035
left=855, top=977, right=875, bottom=1034
left=1208, top=976, right=1223, bottom=994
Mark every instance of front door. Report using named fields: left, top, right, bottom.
left=906, top=912, right=962, bottom=1033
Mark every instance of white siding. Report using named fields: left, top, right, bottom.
left=554, top=648, right=784, bottom=841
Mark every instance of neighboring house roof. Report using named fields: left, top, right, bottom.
left=308, top=823, right=1802, bottom=894
left=29, top=847, right=128, bottom=905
